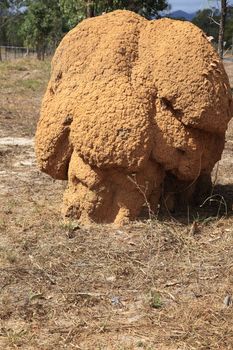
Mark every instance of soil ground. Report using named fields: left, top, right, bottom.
left=0, top=57, right=233, bottom=350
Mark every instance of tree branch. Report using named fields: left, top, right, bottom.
left=208, top=15, right=220, bottom=26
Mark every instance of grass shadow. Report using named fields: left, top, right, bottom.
left=139, top=183, right=233, bottom=225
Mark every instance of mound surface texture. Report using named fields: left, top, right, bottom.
left=36, top=10, right=233, bottom=225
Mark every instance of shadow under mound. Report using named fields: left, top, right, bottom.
left=140, top=183, right=233, bottom=225
left=213, top=183, right=233, bottom=209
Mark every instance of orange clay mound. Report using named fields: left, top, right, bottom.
left=35, top=10, right=233, bottom=225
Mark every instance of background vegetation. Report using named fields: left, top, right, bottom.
left=192, top=4, right=233, bottom=51
left=0, top=0, right=169, bottom=59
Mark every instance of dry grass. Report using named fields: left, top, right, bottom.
left=0, top=58, right=50, bottom=137
left=0, top=58, right=233, bottom=350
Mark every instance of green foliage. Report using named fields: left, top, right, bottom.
left=115, top=0, right=169, bottom=18
left=192, top=6, right=233, bottom=48
left=5, top=13, right=25, bottom=46
left=21, top=0, right=63, bottom=59
left=192, top=8, right=220, bottom=40
left=225, top=6, right=233, bottom=47
left=59, top=0, right=169, bottom=29
left=0, top=1, right=27, bottom=45
left=0, top=1, right=10, bottom=45
left=59, top=0, right=86, bottom=29
left=1, top=0, right=169, bottom=58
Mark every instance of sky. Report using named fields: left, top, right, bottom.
left=168, top=0, right=233, bottom=13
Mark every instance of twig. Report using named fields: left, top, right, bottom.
left=208, top=16, right=220, bottom=26
left=200, top=194, right=228, bottom=217
left=127, top=175, right=155, bottom=223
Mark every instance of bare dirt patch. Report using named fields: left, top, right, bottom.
left=0, top=58, right=233, bottom=350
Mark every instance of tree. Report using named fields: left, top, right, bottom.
left=192, top=1, right=232, bottom=59
left=59, top=0, right=86, bottom=29
left=225, top=6, right=233, bottom=48
left=0, top=1, right=8, bottom=49
left=192, top=8, right=220, bottom=40
left=218, top=0, right=227, bottom=58
left=0, top=0, right=26, bottom=60
left=5, top=12, right=25, bottom=46
left=118, top=0, right=169, bottom=18
left=59, top=0, right=169, bottom=30
left=0, top=0, right=170, bottom=60
left=21, top=0, right=63, bottom=60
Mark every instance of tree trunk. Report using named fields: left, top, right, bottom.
left=41, top=48, right=45, bottom=61
left=218, top=0, right=227, bottom=59
left=36, top=48, right=41, bottom=60
left=36, top=45, right=43, bottom=60
left=86, top=0, right=95, bottom=18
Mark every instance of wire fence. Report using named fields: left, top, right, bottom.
left=0, top=46, right=36, bottom=61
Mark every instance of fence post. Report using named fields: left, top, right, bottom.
left=0, top=47, right=2, bottom=61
